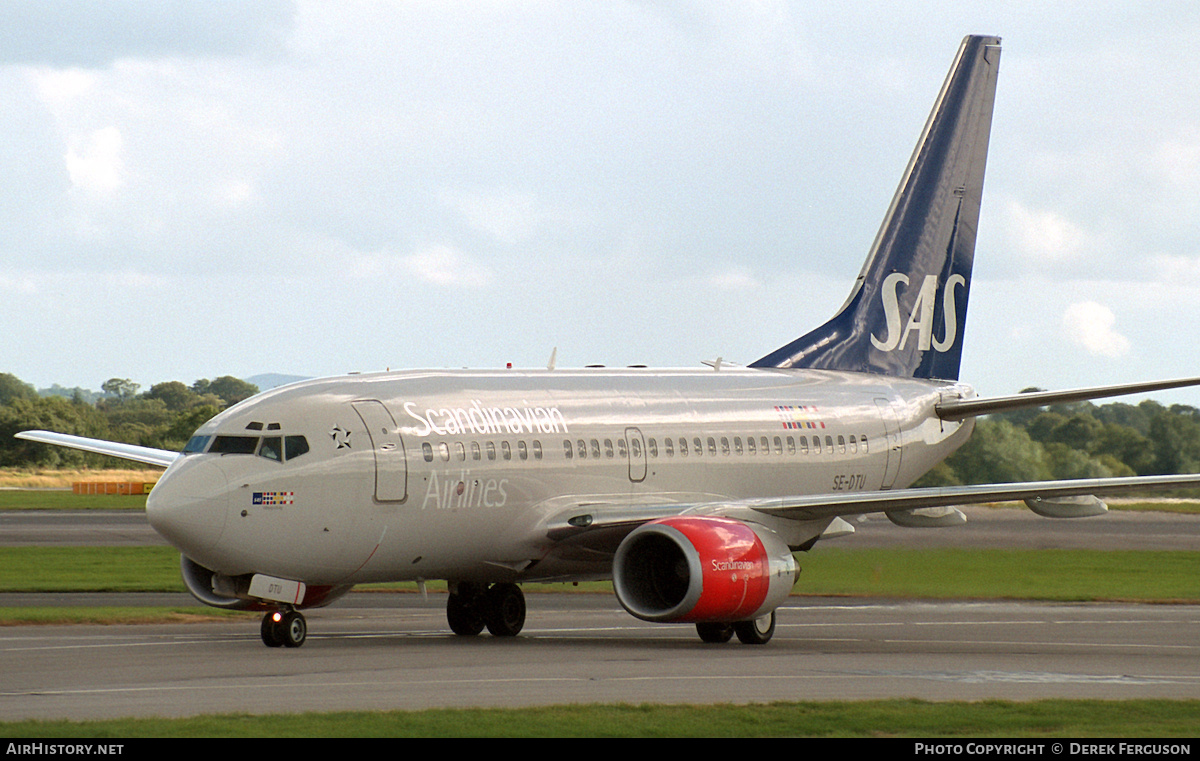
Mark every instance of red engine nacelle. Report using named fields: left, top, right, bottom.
left=612, top=516, right=799, bottom=623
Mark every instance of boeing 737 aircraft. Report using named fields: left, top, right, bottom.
left=19, top=36, right=1200, bottom=648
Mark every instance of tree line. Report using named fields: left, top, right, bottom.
left=916, top=392, right=1200, bottom=488
left=0, top=373, right=258, bottom=468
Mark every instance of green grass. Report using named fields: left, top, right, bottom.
left=2, top=699, right=1199, bottom=737
left=0, top=546, right=183, bottom=592
left=800, top=547, right=1200, bottom=602
left=0, top=490, right=148, bottom=510
left=1, top=546, right=1196, bottom=610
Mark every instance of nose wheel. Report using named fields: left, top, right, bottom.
left=261, top=609, right=307, bottom=648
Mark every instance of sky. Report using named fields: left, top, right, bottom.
left=3, top=1, right=1200, bottom=405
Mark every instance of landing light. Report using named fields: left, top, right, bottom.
left=567, top=514, right=594, bottom=528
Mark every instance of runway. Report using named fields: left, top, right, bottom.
left=2, top=594, right=1199, bottom=721
left=2, top=505, right=1198, bottom=721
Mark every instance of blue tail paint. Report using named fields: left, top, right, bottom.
left=751, top=35, right=1001, bottom=382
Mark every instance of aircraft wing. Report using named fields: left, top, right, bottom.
left=14, top=430, right=179, bottom=468
left=737, top=472, right=1200, bottom=521
left=937, top=376, right=1200, bottom=420
left=546, top=472, right=1200, bottom=544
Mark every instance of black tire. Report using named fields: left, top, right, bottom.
left=261, top=613, right=284, bottom=647
left=484, top=583, right=526, bottom=637
left=733, top=611, right=775, bottom=645
left=696, top=622, right=735, bottom=643
left=280, top=610, right=307, bottom=648
left=447, top=591, right=485, bottom=636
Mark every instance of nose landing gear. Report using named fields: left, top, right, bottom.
left=261, top=609, right=307, bottom=648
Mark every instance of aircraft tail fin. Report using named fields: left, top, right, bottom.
left=751, top=35, right=1001, bottom=381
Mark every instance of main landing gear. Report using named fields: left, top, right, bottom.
left=261, top=608, right=307, bottom=648
left=695, top=610, right=776, bottom=645
left=446, top=582, right=526, bottom=637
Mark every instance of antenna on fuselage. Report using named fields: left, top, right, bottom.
left=547, top=347, right=558, bottom=371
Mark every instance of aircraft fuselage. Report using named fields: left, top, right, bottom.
left=147, top=367, right=975, bottom=587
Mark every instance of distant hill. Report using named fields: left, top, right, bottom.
left=245, top=373, right=311, bottom=392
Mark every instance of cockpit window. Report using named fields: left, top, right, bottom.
left=285, top=436, right=309, bottom=460
left=258, top=436, right=282, bottom=462
left=183, top=435, right=211, bottom=454
left=194, top=433, right=310, bottom=461
left=210, top=435, right=259, bottom=454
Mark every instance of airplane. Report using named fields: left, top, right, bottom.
left=18, top=35, right=1200, bottom=648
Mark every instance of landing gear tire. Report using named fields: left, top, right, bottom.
left=733, top=610, right=775, bottom=645
left=261, top=612, right=284, bottom=647
left=280, top=610, right=307, bottom=648
left=695, top=622, right=735, bottom=643
left=447, top=587, right=486, bottom=636
left=261, top=610, right=307, bottom=648
left=484, top=583, right=526, bottom=637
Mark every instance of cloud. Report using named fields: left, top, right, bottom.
left=0, top=0, right=296, bottom=68
left=445, top=189, right=541, bottom=245
left=64, top=126, right=123, bottom=194
left=706, top=266, right=760, bottom=291
left=1062, top=301, right=1130, bottom=358
left=1003, top=198, right=1090, bottom=268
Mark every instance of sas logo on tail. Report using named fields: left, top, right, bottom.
left=870, top=273, right=966, bottom=353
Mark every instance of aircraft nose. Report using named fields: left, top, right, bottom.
left=146, top=459, right=230, bottom=557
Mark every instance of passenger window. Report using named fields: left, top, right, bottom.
left=472, top=442, right=481, bottom=461
left=774, top=436, right=783, bottom=455
left=533, top=440, right=543, bottom=460
left=720, top=437, right=729, bottom=456
left=693, top=437, right=703, bottom=457
left=786, top=436, right=795, bottom=455
left=679, top=438, right=688, bottom=456
left=439, top=442, right=450, bottom=462
left=577, top=439, right=587, bottom=459
left=422, top=442, right=434, bottom=462
left=799, top=436, right=808, bottom=455
left=604, top=439, right=614, bottom=458
left=564, top=440, right=573, bottom=459
left=665, top=438, right=674, bottom=457
left=648, top=438, right=658, bottom=457
left=825, top=435, right=833, bottom=454
left=501, top=441, right=512, bottom=461
left=631, top=438, right=642, bottom=458
left=518, top=441, right=528, bottom=460
left=486, top=442, right=496, bottom=461
left=590, top=439, right=601, bottom=459
left=813, top=436, right=822, bottom=454
left=849, top=437, right=857, bottom=454
left=861, top=435, right=869, bottom=453
left=734, top=437, right=743, bottom=455
left=747, top=437, right=756, bottom=455
left=455, top=442, right=466, bottom=461
left=258, top=436, right=282, bottom=462
left=618, top=438, right=628, bottom=458
left=760, top=436, right=769, bottom=454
